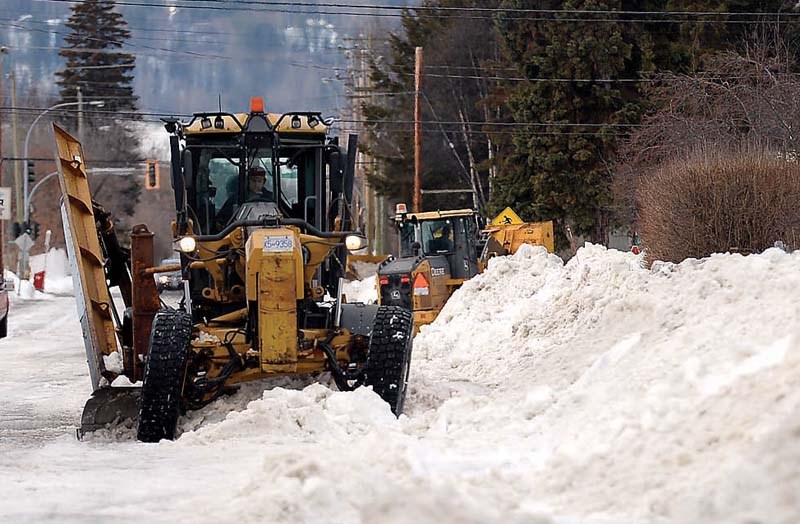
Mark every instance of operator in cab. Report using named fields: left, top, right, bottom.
left=244, top=165, right=274, bottom=202
left=216, top=166, right=275, bottom=229
left=427, top=222, right=453, bottom=253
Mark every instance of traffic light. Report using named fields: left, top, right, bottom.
left=27, top=160, right=35, bottom=183
left=145, top=160, right=159, bottom=190
left=11, top=221, right=39, bottom=240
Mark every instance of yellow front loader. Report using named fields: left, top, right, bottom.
left=376, top=205, right=553, bottom=332
left=55, top=99, right=414, bottom=442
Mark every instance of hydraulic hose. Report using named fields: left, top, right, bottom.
left=319, top=341, right=355, bottom=392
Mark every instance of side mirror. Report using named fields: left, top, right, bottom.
left=412, top=241, right=421, bottom=256
left=181, top=149, right=193, bottom=192
left=328, top=149, right=342, bottom=194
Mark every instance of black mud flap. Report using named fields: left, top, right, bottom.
left=339, top=302, right=380, bottom=336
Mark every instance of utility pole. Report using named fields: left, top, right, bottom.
left=413, top=46, right=423, bottom=213
left=361, top=37, right=384, bottom=254
left=10, top=71, right=20, bottom=224
left=0, top=47, right=7, bottom=270
left=77, top=86, right=84, bottom=142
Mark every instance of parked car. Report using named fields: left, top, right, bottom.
left=154, top=258, right=182, bottom=292
left=0, top=275, right=10, bottom=338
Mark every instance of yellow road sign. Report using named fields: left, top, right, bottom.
left=491, top=207, right=523, bottom=226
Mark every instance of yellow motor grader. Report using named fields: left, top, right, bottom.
left=376, top=205, right=553, bottom=332
left=54, top=98, right=414, bottom=442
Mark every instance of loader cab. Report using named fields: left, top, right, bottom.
left=377, top=208, right=481, bottom=332
left=395, top=209, right=481, bottom=280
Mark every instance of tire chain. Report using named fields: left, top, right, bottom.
left=364, top=305, right=414, bottom=415
left=136, top=310, right=193, bottom=442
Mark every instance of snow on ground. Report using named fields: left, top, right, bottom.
left=1, top=244, right=799, bottom=523
left=29, top=248, right=75, bottom=295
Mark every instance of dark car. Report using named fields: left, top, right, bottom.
left=154, top=258, right=182, bottom=292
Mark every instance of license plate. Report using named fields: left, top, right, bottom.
left=263, top=235, right=294, bottom=252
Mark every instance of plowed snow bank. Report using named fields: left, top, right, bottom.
left=2, top=244, right=798, bottom=524
left=411, top=244, right=800, bottom=522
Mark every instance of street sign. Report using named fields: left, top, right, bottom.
left=0, top=187, right=11, bottom=220
left=14, top=232, right=33, bottom=253
left=491, top=207, right=523, bottom=226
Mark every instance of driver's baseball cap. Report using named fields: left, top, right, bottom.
left=249, top=166, right=266, bottom=177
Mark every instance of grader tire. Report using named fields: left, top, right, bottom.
left=136, top=310, right=193, bottom=443
left=364, top=305, right=414, bottom=415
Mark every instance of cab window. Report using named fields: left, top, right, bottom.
left=279, top=159, right=298, bottom=205
left=398, top=221, right=415, bottom=257
left=208, top=158, right=238, bottom=212
left=421, top=219, right=454, bottom=254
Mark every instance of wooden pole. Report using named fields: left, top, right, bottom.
left=413, top=46, right=423, bottom=213
left=0, top=48, right=7, bottom=271
left=10, top=71, right=21, bottom=224
left=77, top=86, right=84, bottom=142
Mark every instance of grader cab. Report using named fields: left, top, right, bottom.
left=54, top=99, right=414, bottom=442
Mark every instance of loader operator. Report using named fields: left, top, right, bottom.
left=427, top=222, right=453, bottom=253
left=216, top=166, right=274, bottom=229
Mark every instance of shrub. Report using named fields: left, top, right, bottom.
left=637, top=144, right=800, bottom=263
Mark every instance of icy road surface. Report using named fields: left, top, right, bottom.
left=1, top=244, right=799, bottom=524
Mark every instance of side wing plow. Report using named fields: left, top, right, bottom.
left=53, top=124, right=139, bottom=434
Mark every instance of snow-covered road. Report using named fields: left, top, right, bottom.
left=1, top=245, right=798, bottom=524
left=0, top=295, right=88, bottom=445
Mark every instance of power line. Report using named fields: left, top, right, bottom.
left=0, top=105, right=189, bottom=118
left=295, top=61, right=778, bottom=84
left=1, top=104, right=643, bottom=130
left=0, top=45, right=228, bottom=60
left=54, top=0, right=800, bottom=17
left=339, top=118, right=642, bottom=128
left=0, top=17, right=229, bottom=46
left=1, top=12, right=234, bottom=35
left=0, top=20, right=230, bottom=60
left=30, top=0, right=800, bottom=23
left=151, top=0, right=800, bottom=18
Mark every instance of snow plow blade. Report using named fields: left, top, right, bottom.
left=78, top=387, right=140, bottom=438
left=54, top=124, right=142, bottom=437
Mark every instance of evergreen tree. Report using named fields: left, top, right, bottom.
left=493, top=0, right=648, bottom=246
left=54, top=1, right=141, bottom=227
left=491, top=0, right=795, bottom=247
left=56, top=0, right=138, bottom=126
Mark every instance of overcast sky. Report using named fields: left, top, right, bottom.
left=1, top=0, right=411, bottom=117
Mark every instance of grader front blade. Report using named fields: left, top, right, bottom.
left=53, top=124, right=140, bottom=434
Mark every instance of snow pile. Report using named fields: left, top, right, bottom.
left=3, top=244, right=799, bottom=524
left=349, top=260, right=381, bottom=279
left=14, top=278, right=43, bottom=299
left=343, top=275, right=378, bottom=304
left=5, top=270, right=47, bottom=300
left=412, top=244, right=800, bottom=523
left=135, top=121, right=170, bottom=161
left=27, top=248, right=74, bottom=296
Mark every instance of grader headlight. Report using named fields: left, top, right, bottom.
left=177, top=236, right=197, bottom=253
left=345, top=234, right=367, bottom=252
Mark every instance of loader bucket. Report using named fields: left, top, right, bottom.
left=78, top=387, right=141, bottom=438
